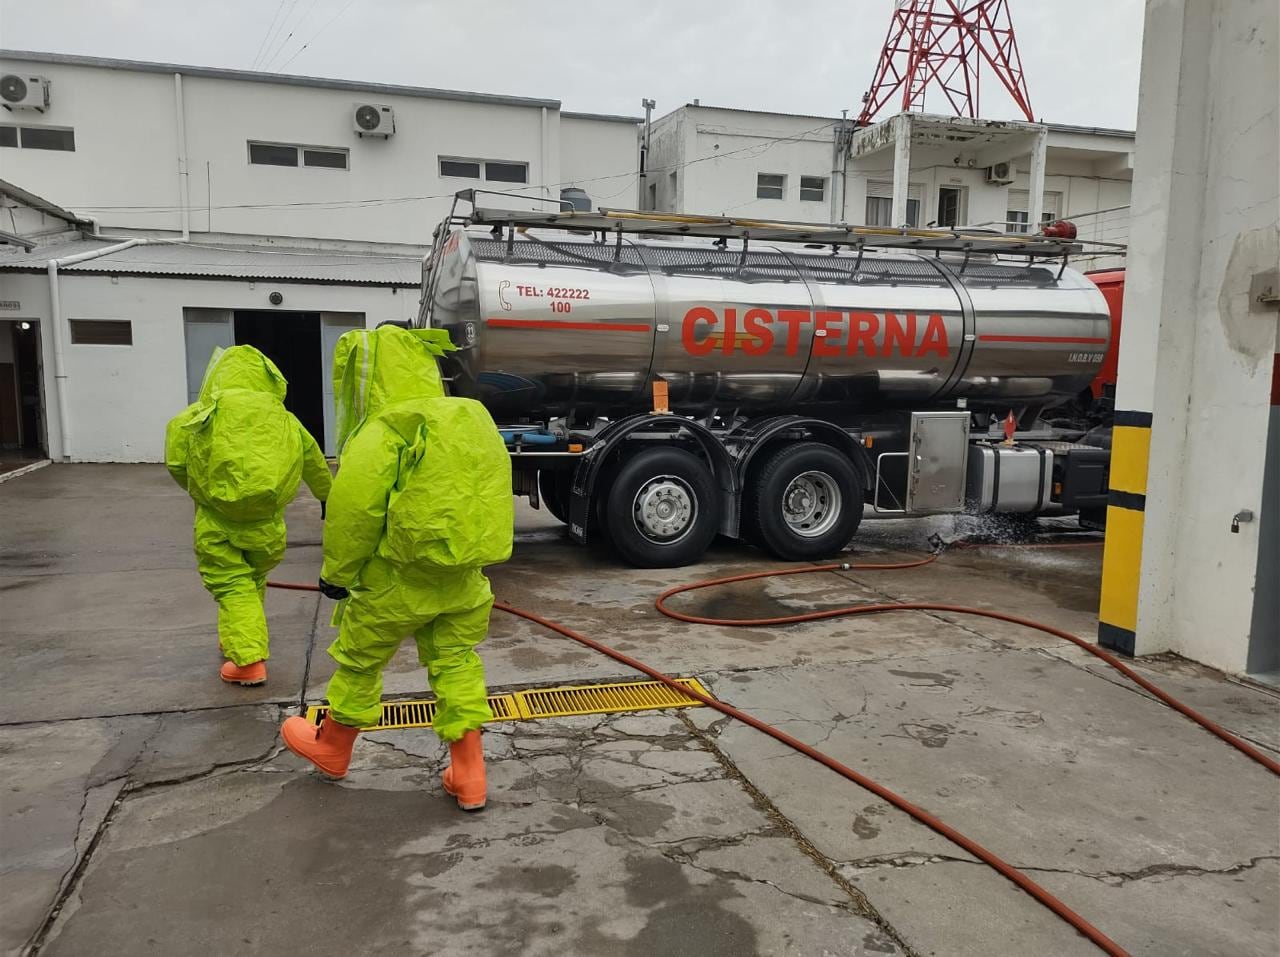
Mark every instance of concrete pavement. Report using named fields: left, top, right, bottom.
left=1, top=465, right=1276, bottom=956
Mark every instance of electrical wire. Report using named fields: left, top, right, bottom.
left=276, top=0, right=364, bottom=72
left=259, top=0, right=309, bottom=74
left=250, top=0, right=291, bottom=71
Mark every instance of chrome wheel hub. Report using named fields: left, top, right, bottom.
left=782, top=471, right=842, bottom=538
left=633, top=476, right=696, bottom=543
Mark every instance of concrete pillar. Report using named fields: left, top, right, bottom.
left=891, top=114, right=912, bottom=227
left=1026, top=129, right=1048, bottom=229
left=1097, top=0, right=1279, bottom=674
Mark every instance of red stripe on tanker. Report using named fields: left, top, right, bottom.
left=681, top=307, right=950, bottom=358
left=978, top=334, right=1110, bottom=345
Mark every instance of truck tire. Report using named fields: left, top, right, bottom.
left=747, top=443, right=862, bottom=561
left=605, top=447, right=719, bottom=567
left=538, top=470, right=572, bottom=525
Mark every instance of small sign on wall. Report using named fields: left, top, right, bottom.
left=0, top=300, right=20, bottom=311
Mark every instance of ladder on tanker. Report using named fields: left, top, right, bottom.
left=437, top=188, right=1085, bottom=258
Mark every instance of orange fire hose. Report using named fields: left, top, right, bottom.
left=267, top=538, right=1278, bottom=957
left=654, top=547, right=1280, bottom=775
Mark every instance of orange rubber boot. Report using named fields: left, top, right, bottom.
left=220, top=660, right=267, bottom=686
left=442, top=729, right=486, bottom=812
left=281, top=716, right=359, bottom=778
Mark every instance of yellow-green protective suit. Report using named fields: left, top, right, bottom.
left=320, top=326, right=513, bottom=739
left=165, top=346, right=332, bottom=665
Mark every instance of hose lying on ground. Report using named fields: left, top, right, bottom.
left=267, top=537, right=1278, bottom=957
left=655, top=546, right=1280, bottom=776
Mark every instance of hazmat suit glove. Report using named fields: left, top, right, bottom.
left=320, top=500, right=327, bottom=520
left=318, top=577, right=349, bottom=601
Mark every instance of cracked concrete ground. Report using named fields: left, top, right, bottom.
left=2, top=464, right=1277, bottom=956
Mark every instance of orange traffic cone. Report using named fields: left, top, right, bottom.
left=442, top=729, right=486, bottom=812
left=220, top=660, right=267, bottom=686
left=281, top=716, right=359, bottom=778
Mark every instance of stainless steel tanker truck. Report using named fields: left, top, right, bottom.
left=413, top=191, right=1113, bottom=568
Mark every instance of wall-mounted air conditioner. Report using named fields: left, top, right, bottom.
left=353, top=103, right=395, bottom=138
left=985, top=161, right=1015, bottom=185
left=1, top=74, right=51, bottom=112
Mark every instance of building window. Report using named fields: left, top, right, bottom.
left=70, top=319, right=132, bottom=346
left=865, top=196, right=921, bottom=228
left=440, top=158, right=481, bottom=178
left=485, top=161, right=528, bottom=184
left=248, top=142, right=348, bottom=170
left=302, top=148, right=348, bottom=169
left=800, top=176, right=826, bottom=203
left=0, top=125, right=75, bottom=151
left=439, top=157, right=529, bottom=184
left=1006, top=189, right=1062, bottom=233
left=756, top=173, right=785, bottom=200
left=248, top=143, right=298, bottom=167
left=865, top=181, right=923, bottom=228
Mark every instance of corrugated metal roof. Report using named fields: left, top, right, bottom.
left=1, top=49, right=560, bottom=111
left=0, top=239, right=424, bottom=286
left=0, top=178, right=90, bottom=226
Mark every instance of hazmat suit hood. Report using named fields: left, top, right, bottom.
left=333, top=326, right=455, bottom=453
left=198, top=345, right=288, bottom=403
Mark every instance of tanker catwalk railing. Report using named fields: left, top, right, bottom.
left=443, top=188, right=1095, bottom=261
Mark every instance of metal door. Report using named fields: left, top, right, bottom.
left=182, top=309, right=233, bottom=404
left=906, top=411, right=970, bottom=512
left=321, top=313, right=365, bottom=454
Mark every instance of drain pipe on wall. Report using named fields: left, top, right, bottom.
left=540, top=106, right=550, bottom=202
left=174, top=72, right=191, bottom=241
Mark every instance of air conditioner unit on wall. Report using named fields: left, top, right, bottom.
left=1, top=74, right=51, bottom=112
left=985, top=161, right=1015, bottom=185
left=353, top=103, right=395, bottom=138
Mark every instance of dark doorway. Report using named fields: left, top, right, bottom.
left=1, top=321, right=45, bottom=454
left=937, top=186, right=965, bottom=228
left=233, top=311, right=324, bottom=446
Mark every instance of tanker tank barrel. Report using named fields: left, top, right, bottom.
left=421, top=197, right=1112, bottom=425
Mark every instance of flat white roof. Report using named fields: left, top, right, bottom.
left=663, top=103, right=1133, bottom=139
left=2, top=48, right=563, bottom=111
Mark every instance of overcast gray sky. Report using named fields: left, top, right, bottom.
left=0, top=0, right=1144, bottom=129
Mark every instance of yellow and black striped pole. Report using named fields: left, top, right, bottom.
left=1097, top=410, right=1153, bottom=654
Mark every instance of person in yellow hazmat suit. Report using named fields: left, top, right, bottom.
left=166, top=345, right=331, bottom=686
left=281, top=326, right=513, bottom=812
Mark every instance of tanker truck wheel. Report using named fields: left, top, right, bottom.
left=747, top=443, right=862, bottom=561
left=605, top=448, right=719, bottom=567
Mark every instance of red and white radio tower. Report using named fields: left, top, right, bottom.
left=857, top=0, right=1034, bottom=125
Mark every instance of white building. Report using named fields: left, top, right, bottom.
left=646, top=104, right=1133, bottom=271
left=0, top=51, right=641, bottom=463
left=0, top=50, right=641, bottom=244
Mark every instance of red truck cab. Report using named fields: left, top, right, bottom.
left=1086, top=269, right=1125, bottom=403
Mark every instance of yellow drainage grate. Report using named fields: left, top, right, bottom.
left=303, top=678, right=711, bottom=731
left=306, top=694, right=521, bottom=731
left=515, top=677, right=711, bottom=719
